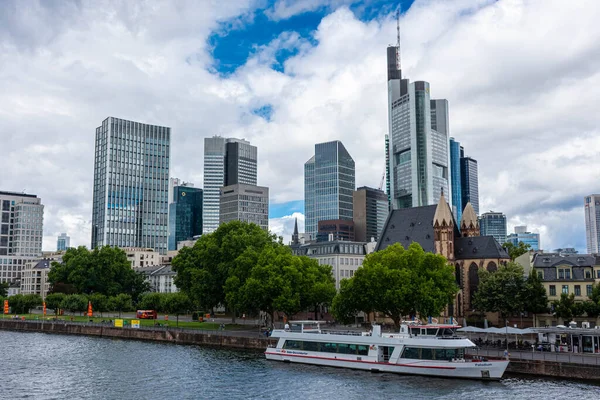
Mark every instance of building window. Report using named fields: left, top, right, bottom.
left=558, top=269, right=564, bottom=279
left=562, top=285, right=569, bottom=295
left=575, top=285, right=581, bottom=296
left=586, top=271, right=592, bottom=279
left=537, top=271, right=543, bottom=280
left=549, top=285, right=556, bottom=296
left=587, top=285, right=593, bottom=296
left=597, top=270, right=600, bottom=279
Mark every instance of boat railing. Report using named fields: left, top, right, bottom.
left=320, top=329, right=366, bottom=336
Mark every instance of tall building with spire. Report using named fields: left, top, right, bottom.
left=386, top=13, right=451, bottom=210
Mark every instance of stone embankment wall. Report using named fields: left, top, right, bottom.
left=0, top=320, right=276, bottom=350
left=507, top=359, right=600, bottom=381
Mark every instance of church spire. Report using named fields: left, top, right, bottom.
left=460, top=202, right=480, bottom=237
left=292, top=217, right=299, bottom=245
left=433, top=190, right=454, bottom=227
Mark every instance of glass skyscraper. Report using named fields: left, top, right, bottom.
left=91, top=117, right=170, bottom=254
left=479, top=211, right=507, bottom=245
left=168, top=186, right=203, bottom=251
left=353, top=186, right=388, bottom=242
left=449, top=138, right=462, bottom=222
left=507, top=226, right=540, bottom=250
left=585, top=194, right=600, bottom=253
left=304, top=141, right=355, bottom=239
left=56, top=233, right=70, bottom=251
left=202, top=136, right=257, bottom=234
left=460, top=147, right=479, bottom=215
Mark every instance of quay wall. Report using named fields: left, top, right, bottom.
left=506, top=359, right=600, bottom=381
left=0, top=320, right=276, bottom=350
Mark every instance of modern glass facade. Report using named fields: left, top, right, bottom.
left=91, top=117, right=170, bottom=254
left=168, top=186, right=203, bottom=251
left=479, top=212, right=507, bottom=245
left=353, top=186, right=388, bottom=242
left=203, top=136, right=257, bottom=234
left=56, top=233, right=70, bottom=251
left=585, top=195, right=600, bottom=253
left=304, top=141, right=355, bottom=239
left=460, top=148, right=479, bottom=215
left=507, top=231, right=540, bottom=251
left=449, top=138, right=462, bottom=223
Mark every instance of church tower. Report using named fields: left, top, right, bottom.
left=460, top=202, right=479, bottom=237
left=292, top=217, right=299, bottom=245
left=433, top=191, right=455, bottom=261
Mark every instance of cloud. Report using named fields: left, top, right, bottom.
left=1, top=0, right=599, bottom=253
left=265, top=0, right=359, bottom=21
left=269, top=212, right=305, bottom=244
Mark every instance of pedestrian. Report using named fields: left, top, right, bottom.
left=503, top=349, right=509, bottom=360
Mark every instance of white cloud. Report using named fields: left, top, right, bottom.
left=269, top=212, right=305, bottom=244
left=1, top=0, right=599, bottom=252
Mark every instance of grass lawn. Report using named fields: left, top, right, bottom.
left=2, top=313, right=248, bottom=331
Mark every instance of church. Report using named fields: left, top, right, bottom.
left=376, top=193, right=510, bottom=319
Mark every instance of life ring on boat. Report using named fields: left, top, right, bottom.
left=431, top=318, right=439, bottom=324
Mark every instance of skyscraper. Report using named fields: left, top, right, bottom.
left=220, top=184, right=269, bottom=231
left=353, top=186, right=388, bottom=242
left=91, top=117, right=170, bottom=254
left=304, top=141, right=355, bottom=239
left=56, top=233, right=70, bottom=251
left=460, top=146, right=479, bottom=215
left=449, top=138, right=462, bottom=223
left=387, top=42, right=451, bottom=210
left=585, top=194, right=600, bottom=253
left=479, top=211, right=507, bottom=245
left=0, top=190, right=45, bottom=283
left=506, top=225, right=540, bottom=250
left=202, top=136, right=257, bottom=234
left=168, top=185, right=203, bottom=251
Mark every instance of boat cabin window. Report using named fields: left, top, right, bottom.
left=290, top=324, right=303, bottom=332
left=401, top=347, right=465, bottom=360
left=282, top=340, right=369, bottom=355
left=426, top=328, right=438, bottom=336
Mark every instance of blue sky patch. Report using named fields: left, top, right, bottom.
left=252, top=104, right=274, bottom=121
left=270, top=200, right=305, bottom=218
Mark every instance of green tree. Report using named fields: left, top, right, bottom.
left=60, top=294, right=88, bottom=316
left=502, top=241, right=531, bottom=261
left=161, top=292, right=192, bottom=327
left=552, top=293, right=577, bottom=322
left=331, top=243, right=458, bottom=329
left=48, top=246, right=149, bottom=300
left=303, top=262, right=337, bottom=320
left=88, top=293, right=109, bottom=317
left=172, top=221, right=280, bottom=315
left=45, top=293, right=67, bottom=317
left=522, top=270, right=549, bottom=325
left=473, top=262, right=526, bottom=319
left=0, top=282, right=8, bottom=297
left=23, top=294, right=43, bottom=314
left=109, top=294, right=133, bottom=318
left=7, top=294, right=24, bottom=314
left=583, top=283, right=600, bottom=319
left=138, top=292, right=164, bottom=313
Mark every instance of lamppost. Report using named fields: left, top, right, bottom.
left=505, top=319, right=509, bottom=360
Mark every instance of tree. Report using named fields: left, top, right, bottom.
left=303, top=262, right=337, bottom=320
left=48, top=246, right=149, bottom=300
left=45, top=293, right=67, bottom=317
left=161, top=292, right=192, bottom=327
left=522, top=270, right=548, bottom=326
left=60, top=294, right=88, bottom=316
left=138, top=292, right=164, bottom=313
left=172, top=221, right=280, bottom=315
left=7, top=294, right=42, bottom=314
left=502, top=241, right=531, bottom=261
left=552, top=293, right=577, bottom=322
left=473, top=262, right=526, bottom=319
left=331, top=243, right=458, bottom=329
left=0, top=282, right=8, bottom=297
left=88, top=293, right=109, bottom=317
left=109, top=294, right=133, bottom=318
left=583, top=283, right=600, bottom=319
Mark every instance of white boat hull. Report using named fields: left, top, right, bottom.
left=265, top=350, right=508, bottom=380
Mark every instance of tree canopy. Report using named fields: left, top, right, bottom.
left=48, top=246, right=149, bottom=300
left=502, top=241, right=531, bottom=261
left=473, top=262, right=526, bottom=319
left=0, top=282, right=8, bottom=297
left=331, top=243, right=458, bottom=329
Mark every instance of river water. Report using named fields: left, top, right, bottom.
left=1, top=331, right=599, bottom=399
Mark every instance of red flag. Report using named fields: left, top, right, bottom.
left=87, top=301, right=93, bottom=318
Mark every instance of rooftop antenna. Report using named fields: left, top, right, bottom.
left=396, top=6, right=401, bottom=68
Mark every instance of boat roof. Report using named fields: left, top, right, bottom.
left=408, top=325, right=461, bottom=329
left=289, top=320, right=326, bottom=324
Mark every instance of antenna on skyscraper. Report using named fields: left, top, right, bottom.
left=396, top=6, right=401, bottom=68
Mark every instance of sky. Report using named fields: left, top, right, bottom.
left=1, top=0, right=599, bottom=252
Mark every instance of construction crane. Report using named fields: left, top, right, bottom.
left=378, top=170, right=386, bottom=191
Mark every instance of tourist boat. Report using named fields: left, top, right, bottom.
left=265, top=321, right=508, bottom=380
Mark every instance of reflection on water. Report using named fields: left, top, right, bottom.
left=1, top=331, right=598, bottom=399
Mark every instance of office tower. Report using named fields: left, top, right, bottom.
left=91, top=117, right=170, bottom=254
left=0, top=191, right=44, bottom=283
left=385, top=134, right=390, bottom=208
left=479, top=211, right=507, bottom=245
left=56, top=233, right=70, bottom=251
left=585, top=194, right=600, bottom=253
left=353, top=186, right=388, bottom=242
left=317, top=219, right=355, bottom=242
left=304, top=141, right=355, bottom=239
left=203, top=136, right=257, bottom=234
left=506, top=225, right=540, bottom=251
left=449, top=138, right=462, bottom=223
left=219, top=184, right=269, bottom=231
left=168, top=185, right=203, bottom=251
left=387, top=42, right=451, bottom=209
left=460, top=146, right=479, bottom=215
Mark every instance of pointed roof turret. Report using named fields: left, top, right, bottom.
left=292, top=217, right=299, bottom=245
left=460, top=202, right=479, bottom=230
left=433, top=191, right=454, bottom=227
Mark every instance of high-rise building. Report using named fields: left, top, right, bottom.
left=585, top=194, right=600, bottom=253
left=0, top=191, right=44, bottom=283
left=387, top=42, right=451, bottom=210
left=304, top=141, right=355, bottom=239
left=506, top=225, right=540, bottom=251
left=220, top=184, right=269, bottom=231
left=56, top=233, right=70, bottom=251
left=460, top=146, right=479, bottom=215
left=168, top=185, right=203, bottom=251
left=449, top=138, right=462, bottom=223
left=317, top=219, right=355, bottom=242
left=385, top=134, right=391, bottom=208
left=353, top=186, right=388, bottom=242
left=479, top=211, right=507, bottom=245
left=91, top=117, right=170, bottom=254
left=202, top=136, right=257, bottom=234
